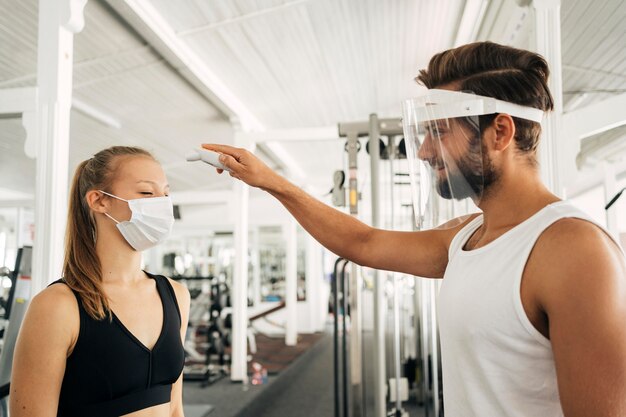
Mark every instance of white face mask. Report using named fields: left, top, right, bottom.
left=100, top=190, right=174, bottom=251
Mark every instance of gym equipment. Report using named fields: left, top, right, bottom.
left=331, top=170, right=346, bottom=208
left=366, top=138, right=389, bottom=160
left=364, top=135, right=407, bottom=161
left=388, top=273, right=408, bottom=417
left=186, top=149, right=230, bottom=172
left=177, top=275, right=232, bottom=387
left=0, top=268, right=14, bottom=336
left=385, top=137, right=410, bottom=417
left=605, top=187, right=625, bottom=210
left=336, top=113, right=454, bottom=417
left=0, top=247, right=33, bottom=415
left=338, top=116, right=406, bottom=417
left=332, top=257, right=350, bottom=417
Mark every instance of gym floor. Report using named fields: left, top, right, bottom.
left=183, top=331, right=429, bottom=417
left=183, top=332, right=333, bottom=417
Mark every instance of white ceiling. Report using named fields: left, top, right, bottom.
left=0, top=0, right=625, bottom=204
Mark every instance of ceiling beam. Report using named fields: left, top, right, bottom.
left=562, top=92, right=626, bottom=140
left=104, top=0, right=264, bottom=130
left=0, top=199, right=34, bottom=208
left=239, top=126, right=340, bottom=143
left=561, top=92, right=626, bottom=190
left=0, top=87, right=38, bottom=115
left=454, top=0, right=489, bottom=46
left=72, top=98, right=122, bottom=128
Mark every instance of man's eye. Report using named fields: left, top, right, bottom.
left=427, top=128, right=448, bottom=136
left=139, top=192, right=153, bottom=195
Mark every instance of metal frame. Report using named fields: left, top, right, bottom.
left=335, top=115, right=405, bottom=417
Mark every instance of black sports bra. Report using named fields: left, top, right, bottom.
left=50, top=272, right=185, bottom=417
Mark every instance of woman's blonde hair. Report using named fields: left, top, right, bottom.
left=63, top=146, right=155, bottom=320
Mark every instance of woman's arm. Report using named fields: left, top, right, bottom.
left=168, top=278, right=191, bottom=417
left=10, top=285, right=79, bottom=417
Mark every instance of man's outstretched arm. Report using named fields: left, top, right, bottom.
left=202, top=143, right=466, bottom=278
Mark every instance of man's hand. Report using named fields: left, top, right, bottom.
left=201, top=143, right=283, bottom=191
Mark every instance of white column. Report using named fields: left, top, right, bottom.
left=230, top=134, right=254, bottom=382
left=316, top=247, right=327, bottom=332
left=144, top=244, right=162, bottom=275
left=250, top=227, right=261, bottom=307
left=319, top=249, right=330, bottom=330
left=533, top=0, right=564, bottom=196
left=429, top=282, right=441, bottom=417
left=373, top=272, right=387, bottom=417
left=305, top=233, right=321, bottom=333
left=603, top=163, right=619, bottom=237
left=284, top=218, right=298, bottom=346
left=31, top=0, right=87, bottom=294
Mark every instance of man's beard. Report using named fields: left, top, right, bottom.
left=435, top=137, right=498, bottom=201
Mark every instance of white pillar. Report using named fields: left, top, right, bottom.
left=319, top=249, right=331, bottom=330
left=31, top=0, right=87, bottom=294
left=144, top=244, right=162, bottom=275
left=373, top=271, right=387, bottom=417
left=603, top=163, right=619, bottom=237
left=429, top=281, right=441, bottom=417
left=533, top=0, right=564, bottom=196
left=284, top=218, right=298, bottom=346
left=305, top=233, right=321, bottom=333
left=250, top=227, right=261, bottom=307
left=230, top=135, right=254, bottom=382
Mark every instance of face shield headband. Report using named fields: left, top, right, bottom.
left=401, top=89, right=544, bottom=228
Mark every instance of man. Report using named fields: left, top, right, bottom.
left=204, top=42, right=626, bottom=416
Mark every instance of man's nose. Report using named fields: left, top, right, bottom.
left=417, top=133, right=435, bottom=162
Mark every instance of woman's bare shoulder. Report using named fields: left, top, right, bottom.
left=27, top=283, right=80, bottom=329
left=165, top=277, right=190, bottom=305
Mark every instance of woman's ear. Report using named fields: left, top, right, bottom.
left=85, top=190, right=109, bottom=214
left=491, top=113, right=516, bottom=151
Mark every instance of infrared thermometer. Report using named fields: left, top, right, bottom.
left=186, top=149, right=230, bottom=172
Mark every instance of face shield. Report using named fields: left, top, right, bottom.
left=401, top=89, right=543, bottom=229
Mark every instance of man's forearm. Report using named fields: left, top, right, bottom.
left=265, top=176, right=372, bottom=264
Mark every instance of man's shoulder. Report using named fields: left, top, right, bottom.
left=541, top=217, right=618, bottom=254
left=532, top=217, right=625, bottom=289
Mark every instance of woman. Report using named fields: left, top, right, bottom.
left=10, top=146, right=190, bottom=417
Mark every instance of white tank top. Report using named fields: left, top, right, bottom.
left=439, top=200, right=621, bottom=417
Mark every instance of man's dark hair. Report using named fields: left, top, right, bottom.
left=416, top=42, right=554, bottom=165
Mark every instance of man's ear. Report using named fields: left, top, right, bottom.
left=491, top=113, right=516, bottom=151
left=85, top=190, right=109, bottom=214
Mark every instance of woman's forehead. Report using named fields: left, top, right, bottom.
left=114, top=157, right=167, bottom=185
